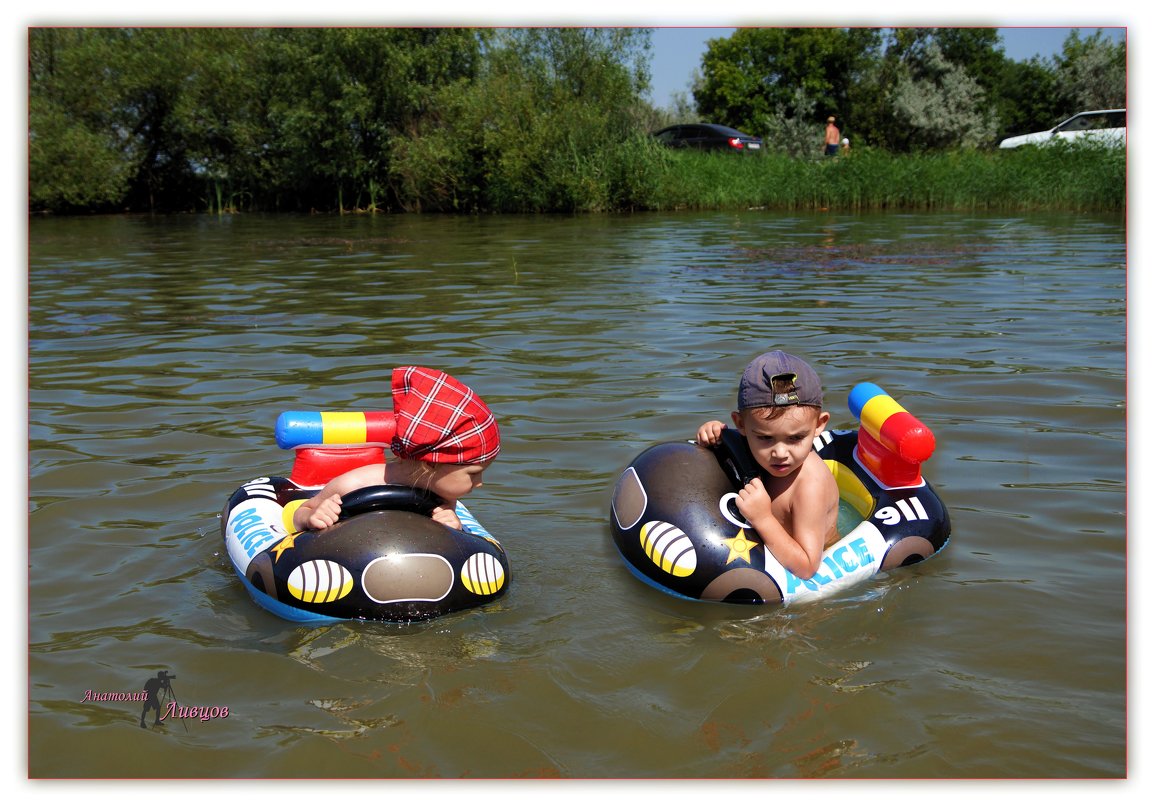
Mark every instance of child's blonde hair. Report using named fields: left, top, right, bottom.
left=394, top=456, right=440, bottom=492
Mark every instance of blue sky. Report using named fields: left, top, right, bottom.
left=646, top=27, right=1127, bottom=106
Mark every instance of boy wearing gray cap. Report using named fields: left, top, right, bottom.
left=696, top=350, right=840, bottom=580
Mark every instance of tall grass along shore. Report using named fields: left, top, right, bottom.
left=644, top=142, right=1124, bottom=215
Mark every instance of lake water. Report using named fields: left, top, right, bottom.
left=26, top=210, right=1127, bottom=780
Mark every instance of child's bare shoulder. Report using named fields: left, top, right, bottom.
left=795, top=452, right=839, bottom=502
left=331, top=462, right=388, bottom=492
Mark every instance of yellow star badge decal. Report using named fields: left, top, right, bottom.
left=270, top=529, right=301, bottom=563
left=722, top=529, right=757, bottom=565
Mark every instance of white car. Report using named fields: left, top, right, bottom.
left=999, top=109, right=1125, bottom=149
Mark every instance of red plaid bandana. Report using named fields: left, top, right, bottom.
left=390, top=366, right=501, bottom=464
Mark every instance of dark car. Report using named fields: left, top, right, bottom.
left=653, top=123, right=763, bottom=153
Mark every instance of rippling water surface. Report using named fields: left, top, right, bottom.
left=27, top=211, right=1125, bottom=779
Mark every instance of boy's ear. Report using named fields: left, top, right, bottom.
left=730, top=410, right=746, bottom=432
left=814, top=410, right=831, bottom=433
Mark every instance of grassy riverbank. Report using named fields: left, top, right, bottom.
left=644, top=142, right=1125, bottom=214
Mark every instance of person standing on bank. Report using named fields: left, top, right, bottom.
left=823, top=116, right=841, bottom=156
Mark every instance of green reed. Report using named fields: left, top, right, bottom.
left=647, top=142, right=1125, bottom=213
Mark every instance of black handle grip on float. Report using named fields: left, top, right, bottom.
left=337, top=484, right=442, bottom=520
left=715, top=427, right=763, bottom=487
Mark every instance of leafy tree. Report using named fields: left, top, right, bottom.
left=991, top=56, right=1064, bottom=140
left=29, top=26, right=656, bottom=214
left=760, top=87, right=820, bottom=158
left=1054, top=29, right=1126, bottom=112
left=987, top=29, right=1123, bottom=143
left=855, top=29, right=1003, bottom=151
left=30, top=28, right=271, bottom=213
left=888, top=40, right=999, bottom=150
left=693, top=28, right=882, bottom=140
left=925, top=28, right=1006, bottom=97
left=256, top=28, right=485, bottom=211
left=389, top=27, right=655, bottom=213
left=92, top=28, right=218, bottom=211
left=28, top=27, right=488, bottom=213
left=30, top=29, right=134, bottom=211
left=165, top=29, right=267, bottom=212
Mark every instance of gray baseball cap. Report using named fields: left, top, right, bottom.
left=737, top=350, right=823, bottom=410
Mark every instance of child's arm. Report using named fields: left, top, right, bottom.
left=735, top=477, right=825, bottom=578
left=763, top=456, right=840, bottom=578
left=291, top=464, right=383, bottom=531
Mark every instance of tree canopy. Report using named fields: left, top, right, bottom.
left=28, top=26, right=1125, bottom=214
left=30, top=27, right=659, bottom=214
left=691, top=27, right=1125, bottom=155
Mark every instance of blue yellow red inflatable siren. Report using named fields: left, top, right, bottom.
left=847, top=383, right=936, bottom=487
left=275, top=411, right=397, bottom=486
left=275, top=410, right=397, bottom=449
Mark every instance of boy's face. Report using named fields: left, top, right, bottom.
left=731, top=406, right=830, bottom=479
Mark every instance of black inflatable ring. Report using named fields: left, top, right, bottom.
left=337, top=484, right=441, bottom=520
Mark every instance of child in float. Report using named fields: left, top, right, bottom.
left=696, top=350, right=840, bottom=579
left=292, top=366, right=500, bottom=532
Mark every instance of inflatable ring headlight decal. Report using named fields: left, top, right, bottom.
left=640, top=520, right=698, bottom=577
left=287, top=560, right=354, bottom=604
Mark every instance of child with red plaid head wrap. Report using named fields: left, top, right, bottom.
left=292, top=366, right=501, bottom=532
